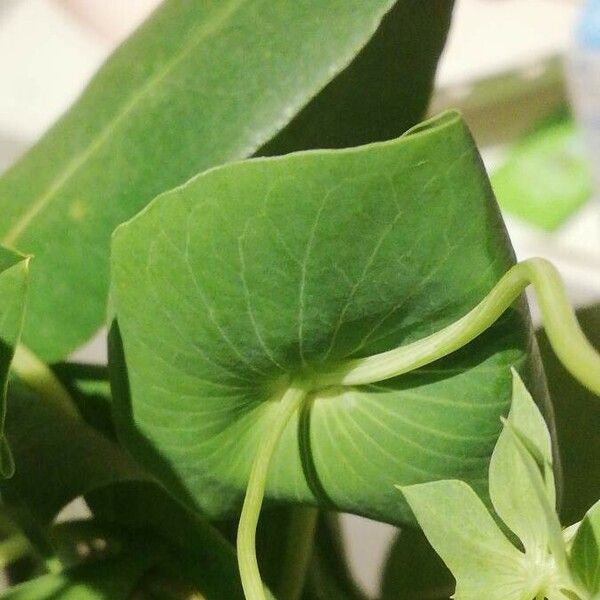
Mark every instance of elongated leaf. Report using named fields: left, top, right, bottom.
left=489, top=370, right=555, bottom=555
left=570, top=498, right=600, bottom=595
left=0, top=0, right=452, bottom=362
left=0, top=247, right=28, bottom=478
left=399, top=480, right=525, bottom=600
left=110, top=112, right=547, bottom=525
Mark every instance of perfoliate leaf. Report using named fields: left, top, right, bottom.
left=0, top=247, right=29, bottom=478
left=0, top=0, right=452, bottom=362
left=110, top=112, right=545, bottom=525
left=489, top=369, right=555, bottom=556
left=399, top=480, right=526, bottom=600
left=570, top=498, right=600, bottom=595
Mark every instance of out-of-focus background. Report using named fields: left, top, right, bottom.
left=1, top=0, right=598, bottom=596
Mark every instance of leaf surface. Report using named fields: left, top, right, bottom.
left=110, top=112, right=546, bottom=525
left=0, top=0, right=452, bottom=361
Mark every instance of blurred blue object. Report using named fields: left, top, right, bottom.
left=577, top=0, right=600, bottom=50
left=567, top=0, right=600, bottom=192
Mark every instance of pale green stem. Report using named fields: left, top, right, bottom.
left=275, top=506, right=318, bottom=600
left=237, top=383, right=307, bottom=600
left=0, top=533, right=31, bottom=568
left=11, top=345, right=80, bottom=419
left=320, top=258, right=600, bottom=395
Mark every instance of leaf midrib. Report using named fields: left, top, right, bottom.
left=2, top=0, right=247, bottom=247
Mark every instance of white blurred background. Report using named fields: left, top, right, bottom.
left=1, top=1, right=598, bottom=596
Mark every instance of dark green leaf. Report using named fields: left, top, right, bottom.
left=110, top=112, right=546, bottom=525
left=0, top=0, right=453, bottom=362
left=302, top=512, right=367, bottom=600
left=86, top=481, right=256, bottom=600
left=262, top=0, right=454, bottom=154
left=0, top=381, right=146, bottom=526
left=0, top=247, right=28, bottom=478
left=537, top=303, right=600, bottom=524
left=0, top=535, right=159, bottom=600
left=380, top=527, right=453, bottom=600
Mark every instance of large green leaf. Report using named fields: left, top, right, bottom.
left=110, top=112, right=547, bottom=525
left=0, top=0, right=452, bottom=362
left=0, top=248, right=29, bottom=478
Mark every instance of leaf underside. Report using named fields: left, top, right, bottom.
left=110, top=112, right=548, bottom=526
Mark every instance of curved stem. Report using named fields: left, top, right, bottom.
left=276, top=506, right=318, bottom=600
left=237, top=383, right=307, bottom=600
left=320, top=258, right=600, bottom=395
left=11, top=345, right=80, bottom=419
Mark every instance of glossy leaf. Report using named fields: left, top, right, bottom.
left=0, top=247, right=28, bottom=478
left=110, top=112, right=545, bottom=525
left=570, top=498, right=600, bottom=595
left=0, top=0, right=453, bottom=362
left=489, top=369, right=555, bottom=556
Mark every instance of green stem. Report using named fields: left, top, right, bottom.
left=0, top=533, right=31, bottom=568
left=321, top=258, right=600, bottom=395
left=237, top=383, right=307, bottom=600
left=11, top=345, right=80, bottom=419
left=276, top=506, right=318, bottom=600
